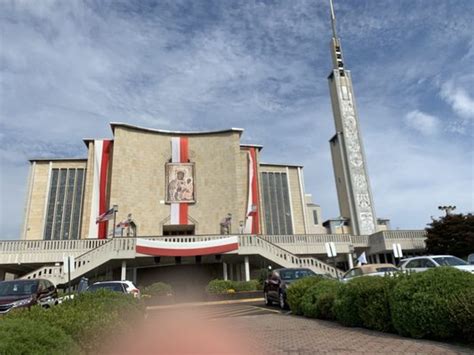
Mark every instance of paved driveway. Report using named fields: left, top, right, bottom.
left=105, top=300, right=473, bottom=354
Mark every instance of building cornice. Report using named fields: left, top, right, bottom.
left=110, top=122, right=244, bottom=136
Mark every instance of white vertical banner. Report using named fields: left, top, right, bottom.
left=325, top=242, right=337, bottom=257
left=392, top=243, right=403, bottom=258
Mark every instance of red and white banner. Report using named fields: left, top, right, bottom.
left=136, top=237, right=239, bottom=256
left=88, top=139, right=113, bottom=239
left=244, top=148, right=260, bottom=234
left=170, top=136, right=189, bottom=225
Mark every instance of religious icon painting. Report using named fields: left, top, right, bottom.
left=165, top=163, right=195, bottom=203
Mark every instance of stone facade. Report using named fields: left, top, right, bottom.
left=21, top=123, right=315, bottom=240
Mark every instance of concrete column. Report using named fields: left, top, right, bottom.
left=223, top=262, right=228, bottom=281
left=244, top=256, right=250, bottom=282
left=0, top=269, right=6, bottom=281
left=229, top=263, right=234, bottom=281
left=132, top=267, right=138, bottom=285
left=375, top=254, right=381, bottom=263
left=347, top=253, right=354, bottom=269
left=121, top=261, right=127, bottom=281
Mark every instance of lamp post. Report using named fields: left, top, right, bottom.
left=438, top=205, right=456, bottom=216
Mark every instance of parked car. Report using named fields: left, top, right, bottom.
left=0, top=279, right=58, bottom=314
left=399, top=255, right=474, bottom=273
left=87, top=280, right=141, bottom=298
left=341, top=263, right=399, bottom=283
left=264, top=268, right=318, bottom=309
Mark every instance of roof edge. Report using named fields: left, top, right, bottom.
left=110, top=122, right=244, bottom=136
left=29, top=157, right=87, bottom=162
left=260, top=162, right=304, bottom=168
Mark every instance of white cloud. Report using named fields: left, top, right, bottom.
left=440, top=79, right=474, bottom=120
left=403, top=110, right=441, bottom=136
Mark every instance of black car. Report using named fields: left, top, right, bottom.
left=0, top=279, right=58, bottom=314
left=263, top=268, right=317, bottom=309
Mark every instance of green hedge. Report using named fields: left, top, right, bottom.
left=142, top=282, right=173, bottom=296
left=300, top=280, right=341, bottom=320
left=3, top=290, right=144, bottom=354
left=391, top=267, right=474, bottom=340
left=287, top=268, right=474, bottom=343
left=286, top=276, right=324, bottom=315
left=205, top=279, right=260, bottom=294
left=333, top=276, right=396, bottom=332
left=0, top=318, right=80, bottom=355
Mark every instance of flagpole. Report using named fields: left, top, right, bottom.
left=112, top=205, right=118, bottom=238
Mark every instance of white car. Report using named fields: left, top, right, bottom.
left=399, top=255, right=474, bottom=274
left=87, top=280, right=141, bottom=298
left=341, top=263, right=399, bottom=283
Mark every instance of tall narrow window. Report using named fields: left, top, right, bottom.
left=44, top=168, right=85, bottom=240
left=261, top=172, right=293, bottom=234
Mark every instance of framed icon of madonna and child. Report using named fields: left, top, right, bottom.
left=165, top=163, right=195, bottom=203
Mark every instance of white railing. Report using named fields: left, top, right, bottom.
left=0, top=239, right=108, bottom=264
left=238, top=235, right=343, bottom=278
left=22, top=238, right=136, bottom=284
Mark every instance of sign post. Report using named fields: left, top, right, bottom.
left=63, top=255, right=76, bottom=295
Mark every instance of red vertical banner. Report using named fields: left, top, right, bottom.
left=98, top=140, right=112, bottom=239
left=244, top=148, right=260, bottom=234
left=250, top=148, right=260, bottom=234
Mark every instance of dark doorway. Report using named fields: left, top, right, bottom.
left=163, top=225, right=195, bottom=236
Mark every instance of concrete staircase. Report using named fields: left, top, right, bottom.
left=20, top=235, right=343, bottom=284
left=239, top=235, right=343, bottom=278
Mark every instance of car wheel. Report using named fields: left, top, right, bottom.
left=279, top=291, right=287, bottom=310
left=264, top=291, right=272, bottom=306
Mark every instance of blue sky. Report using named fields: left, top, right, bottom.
left=1, top=0, right=473, bottom=240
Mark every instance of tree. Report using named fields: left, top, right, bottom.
left=425, top=213, right=474, bottom=259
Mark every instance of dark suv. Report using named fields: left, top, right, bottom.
left=0, top=279, right=58, bottom=314
left=263, top=268, right=318, bottom=309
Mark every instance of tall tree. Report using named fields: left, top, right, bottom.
left=425, top=213, right=474, bottom=259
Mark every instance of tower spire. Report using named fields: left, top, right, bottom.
left=329, top=0, right=338, bottom=39
left=326, top=0, right=378, bottom=236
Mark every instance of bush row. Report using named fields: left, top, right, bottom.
left=206, top=279, right=260, bottom=294
left=141, top=282, right=173, bottom=296
left=287, top=268, right=474, bottom=343
left=0, top=290, right=145, bottom=354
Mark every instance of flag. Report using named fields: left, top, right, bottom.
left=96, top=207, right=114, bottom=223
left=357, top=252, right=367, bottom=266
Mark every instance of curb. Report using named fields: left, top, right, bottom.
left=146, top=297, right=264, bottom=310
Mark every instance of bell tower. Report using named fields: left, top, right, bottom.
left=327, top=0, right=377, bottom=235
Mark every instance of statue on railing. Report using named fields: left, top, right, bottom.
left=116, top=214, right=137, bottom=237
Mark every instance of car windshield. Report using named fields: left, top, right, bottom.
left=280, top=269, right=315, bottom=280
left=0, top=281, right=38, bottom=297
left=432, top=256, right=467, bottom=266
left=87, top=283, right=124, bottom=292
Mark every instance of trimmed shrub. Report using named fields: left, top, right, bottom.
left=233, top=280, right=260, bottom=292
left=206, top=279, right=234, bottom=294
left=142, top=282, right=173, bottom=296
left=0, top=318, right=80, bottom=355
left=446, top=288, right=474, bottom=342
left=6, top=290, right=144, bottom=353
left=300, top=279, right=341, bottom=320
left=286, top=276, right=324, bottom=315
left=390, top=267, right=474, bottom=341
left=205, top=279, right=260, bottom=294
left=333, top=276, right=395, bottom=331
